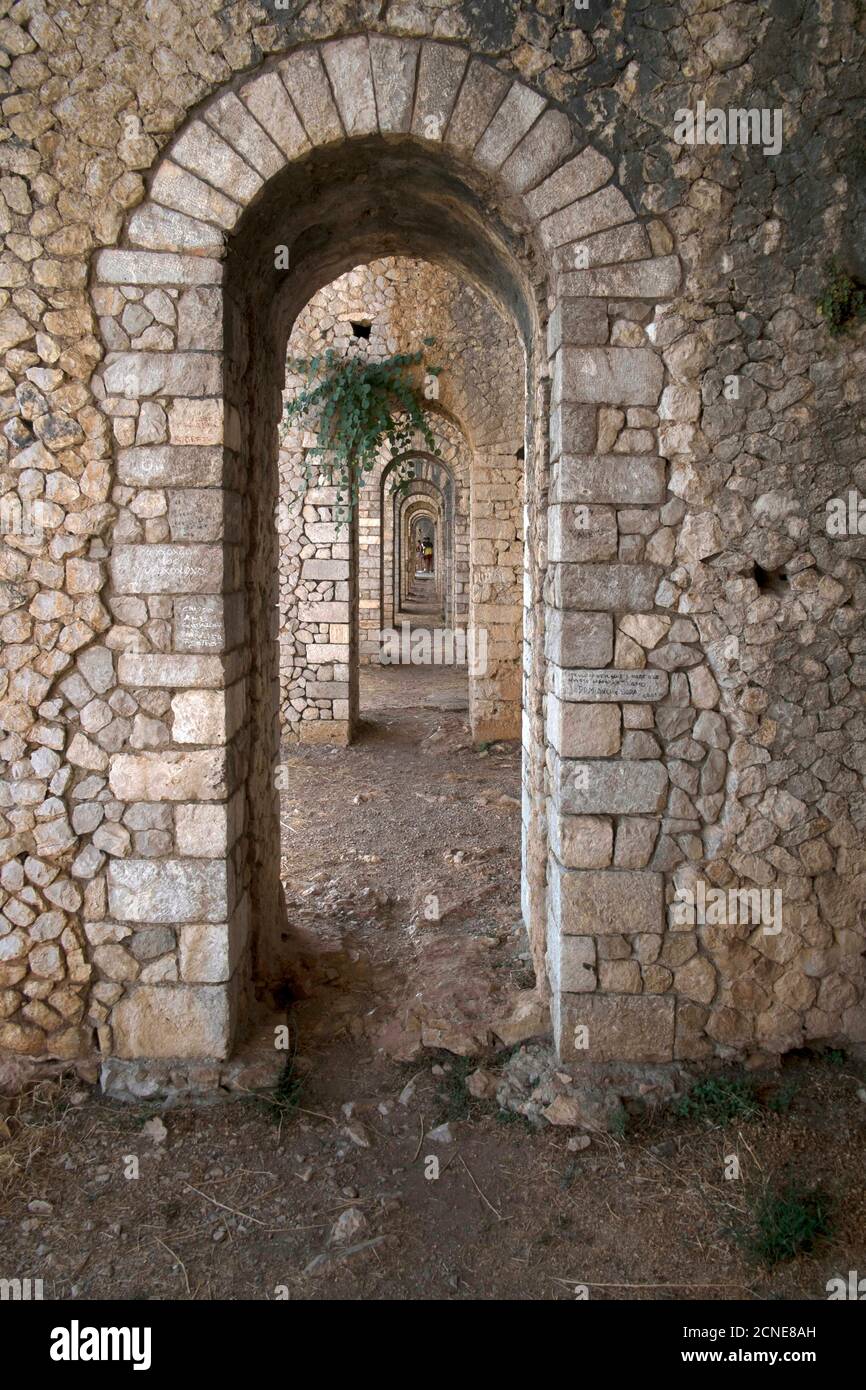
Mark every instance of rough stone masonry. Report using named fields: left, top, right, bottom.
left=0, top=0, right=863, bottom=1082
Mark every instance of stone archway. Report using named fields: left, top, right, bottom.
left=379, top=436, right=470, bottom=657
left=402, top=493, right=441, bottom=610
left=90, top=36, right=681, bottom=1066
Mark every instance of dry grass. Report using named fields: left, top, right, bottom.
left=0, top=1076, right=79, bottom=1202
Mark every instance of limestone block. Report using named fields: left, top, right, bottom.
left=77, top=645, right=114, bottom=694
left=540, top=185, right=634, bottom=250
left=369, top=36, right=419, bottom=134
left=550, top=860, right=663, bottom=934
left=168, top=489, right=238, bottom=543
left=444, top=59, right=510, bottom=156
left=103, top=352, right=221, bottom=399
left=501, top=109, right=572, bottom=194
left=549, top=931, right=596, bottom=993
left=548, top=809, right=613, bottom=868
left=553, top=222, right=650, bottom=274
left=110, top=983, right=232, bottom=1058
left=116, top=653, right=225, bottom=689
left=110, top=751, right=228, bottom=801
left=110, top=544, right=226, bottom=595
left=175, top=792, right=244, bottom=857
left=474, top=82, right=546, bottom=171
left=321, top=37, right=378, bottom=137
left=278, top=47, right=343, bottom=146
left=171, top=682, right=245, bottom=745
left=305, top=644, right=350, bottom=664
left=176, top=287, right=222, bottom=351
left=127, top=205, right=225, bottom=257
left=171, top=120, right=263, bottom=203
left=554, top=348, right=664, bottom=407
left=205, top=91, right=285, bottom=179
left=547, top=298, right=608, bottom=354
left=117, top=445, right=223, bottom=488
left=549, top=401, right=596, bottom=460
left=557, top=994, right=675, bottom=1063
left=411, top=41, right=467, bottom=141
left=240, top=71, right=310, bottom=161
left=150, top=160, right=242, bottom=231
left=545, top=610, right=613, bottom=667
left=551, top=562, right=661, bottom=612
left=615, top=818, right=660, bottom=869
left=524, top=147, right=614, bottom=221
left=301, top=558, right=350, bottom=580
left=559, top=256, right=681, bottom=299
left=548, top=503, right=617, bottom=561
left=304, top=521, right=342, bottom=544
left=95, top=251, right=223, bottom=285
left=174, top=593, right=245, bottom=653
left=168, top=399, right=224, bottom=445
left=107, top=858, right=230, bottom=924
left=179, top=897, right=248, bottom=984
left=556, top=757, right=668, bottom=814
left=546, top=695, right=620, bottom=757
left=298, top=601, right=349, bottom=623
left=552, top=454, right=666, bottom=506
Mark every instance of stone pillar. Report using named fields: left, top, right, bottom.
left=357, top=466, right=381, bottom=664
left=94, top=260, right=249, bottom=1057
left=545, top=299, right=675, bottom=1064
left=291, top=482, right=354, bottom=744
left=470, top=446, right=523, bottom=741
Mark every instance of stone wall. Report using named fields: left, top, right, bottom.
left=0, top=0, right=862, bottom=1073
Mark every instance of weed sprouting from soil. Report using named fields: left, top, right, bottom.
left=674, top=1075, right=761, bottom=1124
left=267, top=1058, right=305, bottom=1123
left=740, top=1183, right=834, bottom=1268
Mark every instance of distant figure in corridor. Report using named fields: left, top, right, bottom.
left=422, top=537, right=434, bottom=574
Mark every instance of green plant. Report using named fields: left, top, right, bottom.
left=766, top=1076, right=801, bottom=1114
left=266, top=1058, right=304, bottom=1123
left=742, top=1183, right=833, bottom=1268
left=816, top=259, right=866, bottom=336
left=495, top=1107, right=538, bottom=1133
left=609, top=1107, right=628, bottom=1139
left=283, top=341, right=441, bottom=521
left=674, top=1075, right=760, bottom=1124
left=435, top=1055, right=477, bottom=1123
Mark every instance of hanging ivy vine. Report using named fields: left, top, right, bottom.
left=283, top=339, right=442, bottom=523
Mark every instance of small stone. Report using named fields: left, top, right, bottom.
left=466, top=1068, right=498, bottom=1099
left=141, top=1116, right=168, bottom=1144
left=329, top=1206, right=368, bottom=1245
left=426, top=1122, right=454, bottom=1145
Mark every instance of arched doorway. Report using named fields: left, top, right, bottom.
left=92, top=37, right=680, bottom=1065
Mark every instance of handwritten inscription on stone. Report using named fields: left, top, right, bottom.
left=557, top=669, right=669, bottom=702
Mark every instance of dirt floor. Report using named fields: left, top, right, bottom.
left=0, top=664, right=864, bottom=1301
left=277, top=662, right=533, bottom=1062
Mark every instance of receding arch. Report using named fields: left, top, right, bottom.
left=378, top=442, right=468, bottom=643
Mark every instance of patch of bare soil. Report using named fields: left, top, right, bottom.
left=0, top=665, right=863, bottom=1301
left=1, top=1053, right=864, bottom=1301
left=277, top=663, right=534, bottom=1059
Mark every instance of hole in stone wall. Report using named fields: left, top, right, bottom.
left=752, top=563, right=789, bottom=594
left=350, top=320, right=372, bottom=339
